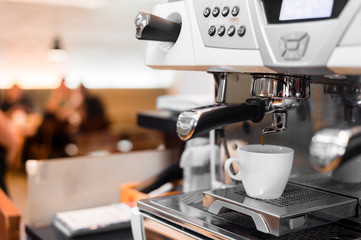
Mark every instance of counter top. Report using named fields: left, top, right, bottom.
left=26, top=225, right=133, bottom=240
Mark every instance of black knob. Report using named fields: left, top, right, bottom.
left=135, top=12, right=181, bottom=43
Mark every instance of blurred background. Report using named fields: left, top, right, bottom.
left=0, top=0, right=214, bottom=158
left=0, top=0, right=173, bottom=89
left=0, top=1, right=214, bottom=239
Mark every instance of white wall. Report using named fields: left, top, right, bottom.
left=0, top=0, right=176, bottom=89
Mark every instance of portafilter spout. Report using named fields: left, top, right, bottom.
left=262, top=111, right=287, bottom=135
left=250, top=74, right=311, bottom=137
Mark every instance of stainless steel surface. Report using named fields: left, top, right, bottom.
left=291, top=174, right=361, bottom=201
left=203, top=183, right=357, bottom=236
left=172, top=78, right=361, bottom=238
left=207, top=200, right=270, bottom=234
left=150, top=79, right=361, bottom=239
left=250, top=75, right=311, bottom=112
left=177, top=110, right=201, bottom=140
left=324, top=84, right=361, bottom=108
left=135, top=12, right=149, bottom=39
left=141, top=212, right=205, bottom=240
left=310, top=126, right=361, bottom=172
left=177, top=73, right=311, bottom=141
left=250, top=74, right=311, bottom=137
left=262, top=111, right=287, bottom=136
left=309, top=77, right=361, bottom=176
left=138, top=185, right=361, bottom=240
left=134, top=0, right=361, bottom=238
left=215, top=73, right=228, bottom=104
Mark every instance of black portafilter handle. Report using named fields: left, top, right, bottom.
left=177, top=98, right=266, bottom=141
left=135, top=12, right=181, bottom=42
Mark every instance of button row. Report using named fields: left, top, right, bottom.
left=203, top=6, right=240, bottom=18
left=208, top=25, right=246, bottom=37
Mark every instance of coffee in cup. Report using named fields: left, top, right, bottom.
left=224, top=144, right=294, bottom=199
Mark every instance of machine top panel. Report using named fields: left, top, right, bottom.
left=144, top=0, right=361, bottom=75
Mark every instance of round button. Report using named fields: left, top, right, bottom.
left=208, top=26, right=216, bottom=36
left=222, top=6, right=230, bottom=17
left=203, top=7, right=211, bottom=17
left=212, top=7, right=220, bottom=17
left=217, top=26, right=226, bottom=36
left=238, top=25, right=246, bottom=37
left=232, top=6, right=240, bottom=16
left=227, top=26, right=236, bottom=36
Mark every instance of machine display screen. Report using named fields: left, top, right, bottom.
left=279, top=0, right=334, bottom=21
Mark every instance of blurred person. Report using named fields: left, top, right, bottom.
left=1, top=84, right=33, bottom=133
left=28, top=79, right=111, bottom=158
left=45, top=78, right=83, bottom=125
left=29, top=78, right=84, bottom=159
left=0, top=110, right=21, bottom=195
left=1, top=84, right=42, bottom=169
left=78, top=84, right=109, bottom=132
left=1, top=83, right=32, bottom=114
left=71, top=84, right=112, bottom=155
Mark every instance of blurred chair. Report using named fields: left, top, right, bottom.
left=0, top=188, right=21, bottom=240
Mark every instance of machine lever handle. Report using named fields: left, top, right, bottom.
left=135, top=12, right=181, bottom=42
left=176, top=99, right=265, bottom=141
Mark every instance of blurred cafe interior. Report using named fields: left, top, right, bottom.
left=3, top=0, right=361, bottom=240
left=0, top=0, right=213, bottom=239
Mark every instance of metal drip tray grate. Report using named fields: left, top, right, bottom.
left=154, top=191, right=260, bottom=229
left=291, top=175, right=361, bottom=199
left=235, top=184, right=335, bottom=207
left=156, top=193, right=203, bottom=208
left=202, top=183, right=357, bottom=236
left=138, top=186, right=361, bottom=240
left=274, top=222, right=361, bottom=240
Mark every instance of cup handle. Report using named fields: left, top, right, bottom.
left=225, top=158, right=243, bottom=181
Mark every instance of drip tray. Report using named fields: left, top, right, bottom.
left=203, top=183, right=357, bottom=236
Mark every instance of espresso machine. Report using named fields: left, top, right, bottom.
left=131, top=0, right=361, bottom=239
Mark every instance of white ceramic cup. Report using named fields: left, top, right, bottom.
left=224, top=144, right=294, bottom=199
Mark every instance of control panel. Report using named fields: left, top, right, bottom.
left=138, top=0, right=361, bottom=75
left=193, top=0, right=258, bottom=50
